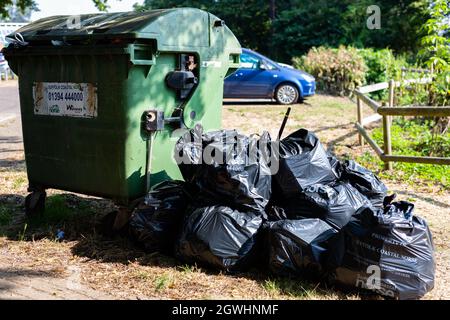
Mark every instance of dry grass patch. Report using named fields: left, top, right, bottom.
left=0, top=94, right=448, bottom=299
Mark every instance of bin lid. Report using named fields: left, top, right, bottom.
left=9, top=10, right=168, bottom=40
left=6, top=8, right=239, bottom=50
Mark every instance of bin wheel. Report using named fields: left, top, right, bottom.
left=25, top=191, right=46, bottom=217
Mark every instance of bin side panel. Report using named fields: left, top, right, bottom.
left=17, top=53, right=131, bottom=202
left=124, top=53, right=182, bottom=193
left=182, top=13, right=241, bottom=131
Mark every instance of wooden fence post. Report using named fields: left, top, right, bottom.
left=357, top=96, right=364, bottom=146
left=383, top=80, right=394, bottom=170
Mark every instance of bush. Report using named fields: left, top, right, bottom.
left=429, top=67, right=450, bottom=106
left=293, top=46, right=366, bottom=96
left=393, top=67, right=449, bottom=109
left=356, top=118, right=450, bottom=190
left=293, top=46, right=415, bottom=98
left=358, top=48, right=408, bottom=85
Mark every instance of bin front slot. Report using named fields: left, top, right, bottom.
left=128, top=44, right=155, bottom=66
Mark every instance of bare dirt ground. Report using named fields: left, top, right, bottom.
left=0, top=89, right=448, bottom=300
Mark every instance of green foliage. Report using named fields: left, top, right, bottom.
left=419, top=0, right=450, bottom=71
left=135, top=0, right=431, bottom=63
left=0, top=0, right=35, bottom=19
left=357, top=118, right=450, bottom=189
left=272, top=0, right=429, bottom=62
left=357, top=48, right=410, bottom=99
left=430, top=70, right=450, bottom=106
left=294, top=46, right=366, bottom=96
left=419, top=0, right=450, bottom=106
left=0, top=0, right=111, bottom=19
left=272, top=1, right=351, bottom=62
left=358, top=48, right=408, bottom=85
left=0, top=0, right=435, bottom=63
left=262, top=277, right=322, bottom=299
left=137, top=0, right=274, bottom=55
left=91, top=0, right=113, bottom=12
left=417, top=0, right=450, bottom=108
left=395, top=78, right=432, bottom=106
left=154, top=273, right=172, bottom=291
left=374, top=118, right=450, bottom=157
left=17, top=223, right=27, bottom=241
left=27, top=194, right=93, bottom=227
left=12, top=176, right=26, bottom=190
left=294, top=46, right=431, bottom=100
left=413, top=0, right=450, bottom=137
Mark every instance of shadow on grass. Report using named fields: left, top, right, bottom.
left=314, top=122, right=354, bottom=134
left=0, top=193, right=115, bottom=241
left=70, top=227, right=381, bottom=300
left=0, top=267, right=59, bottom=280
left=0, top=267, right=61, bottom=292
left=70, top=232, right=352, bottom=299
left=223, top=100, right=277, bottom=106
left=0, top=159, right=26, bottom=172
left=325, top=128, right=358, bottom=154
left=392, top=189, right=449, bottom=208
left=223, top=99, right=312, bottom=107
left=0, top=192, right=379, bottom=300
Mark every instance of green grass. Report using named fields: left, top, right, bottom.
left=37, top=195, right=75, bottom=223
left=134, top=270, right=152, bottom=281
left=178, top=264, right=197, bottom=273
left=17, top=223, right=27, bottom=241
left=27, top=194, right=94, bottom=227
left=262, top=277, right=323, bottom=299
left=0, top=194, right=98, bottom=240
left=154, top=273, right=172, bottom=291
left=262, top=279, right=280, bottom=294
left=357, top=118, right=450, bottom=189
left=12, top=176, right=26, bottom=190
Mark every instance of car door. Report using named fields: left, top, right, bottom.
left=224, top=52, right=273, bottom=98
left=223, top=68, right=240, bottom=98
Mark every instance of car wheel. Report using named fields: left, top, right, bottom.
left=275, top=84, right=299, bottom=105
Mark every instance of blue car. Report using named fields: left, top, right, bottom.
left=224, top=48, right=315, bottom=104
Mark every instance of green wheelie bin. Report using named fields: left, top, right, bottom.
left=2, top=8, right=241, bottom=216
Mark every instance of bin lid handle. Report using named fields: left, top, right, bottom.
left=5, top=33, right=29, bottom=47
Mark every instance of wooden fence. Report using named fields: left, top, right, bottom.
left=354, top=78, right=450, bottom=170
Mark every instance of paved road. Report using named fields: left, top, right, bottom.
left=0, top=262, right=114, bottom=300
left=0, top=81, right=23, bottom=165
left=0, top=81, right=20, bottom=123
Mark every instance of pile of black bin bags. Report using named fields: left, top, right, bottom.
left=126, top=126, right=435, bottom=300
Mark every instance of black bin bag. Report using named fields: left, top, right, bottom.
left=175, top=125, right=272, bottom=213
left=283, top=182, right=372, bottom=230
left=329, top=201, right=435, bottom=300
left=341, top=160, right=388, bottom=209
left=128, top=180, right=188, bottom=253
left=267, top=219, right=338, bottom=278
left=175, top=205, right=263, bottom=271
left=274, top=129, right=338, bottom=197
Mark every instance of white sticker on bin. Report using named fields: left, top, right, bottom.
left=201, top=60, right=222, bottom=68
left=33, top=82, right=98, bottom=118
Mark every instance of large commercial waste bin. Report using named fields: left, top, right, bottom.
left=2, top=8, right=241, bottom=214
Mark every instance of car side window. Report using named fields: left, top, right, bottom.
left=263, top=61, right=277, bottom=70
left=240, top=53, right=259, bottom=69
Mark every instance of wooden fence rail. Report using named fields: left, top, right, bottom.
left=354, top=78, right=450, bottom=170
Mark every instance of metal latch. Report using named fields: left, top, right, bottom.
left=143, top=110, right=183, bottom=132
left=165, top=71, right=198, bottom=100
left=143, top=110, right=164, bottom=132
